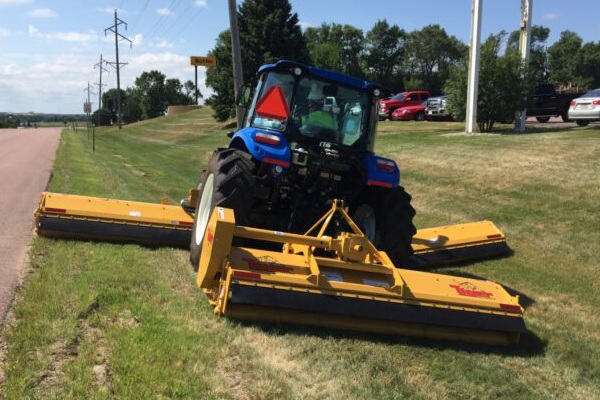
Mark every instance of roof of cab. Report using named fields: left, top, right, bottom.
left=257, top=60, right=389, bottom=95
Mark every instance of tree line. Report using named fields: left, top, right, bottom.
left=205, top=0, right=600, bottom=130
left=94, top=70, right=200, bottom=125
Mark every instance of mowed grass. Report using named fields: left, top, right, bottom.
left=1, top=109, right=599, bottom=399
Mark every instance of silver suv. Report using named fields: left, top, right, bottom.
left=425, top=95, right=451, bottom=120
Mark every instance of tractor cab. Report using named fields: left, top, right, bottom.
left=241, top=60, right=387, bottom=151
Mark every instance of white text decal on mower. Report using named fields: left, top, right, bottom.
left=217, top=207, right=225, bottom=220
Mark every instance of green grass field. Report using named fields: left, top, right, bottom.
left=1, top=109, right=599, bottom=399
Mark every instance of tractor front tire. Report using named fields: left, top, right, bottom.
left=352, top=186, right=417, bottom=268
left=189, top=148, right=255, bottom=271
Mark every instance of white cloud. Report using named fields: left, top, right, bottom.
left=0, top=0, right=32, bottom=5
left=0, top=51, right=210, bottom=114
left=194, top=0, right=208, bottom=7
left=98, top=7, right=126, bottom=15
left=28, top=8, right=57, bottom=18
left=542, top=13, right=560, bottom=20
left=28, top=24, right=97, bottom=43
left=0, top=27, right=9, bottom=37
left=130, top=33, right=143, bottom=45
left=154, top=40, right=173, bottom=49
left=0, top=52, right=100, bottom=113
left=127, top=52, right=187, bottom=70
left=156, top=7, right=172, bottom=16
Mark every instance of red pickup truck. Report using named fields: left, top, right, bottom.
left=379, top=91, right=430, bottom=121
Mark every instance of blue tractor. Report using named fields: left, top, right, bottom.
left=190, top=60, right=416, bottom=269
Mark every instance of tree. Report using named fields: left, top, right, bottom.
left=238, top=0, right=310, bottom=75
left=206, top=0, right=310, bottom=122
left=205, top=30, right=236, bottom=121
left=92, top=108, right=113, bottom=126
left=361, top=20, right=407, bottom=92
left=579, top=42, right=600, bottom=89
left=122, top=87, right=143, bottom=123
left=183, top=80, right=202, bottom=103
left=508, top=25, right=550, bottom=83
left=304, top=23, right=365, bottom=78
left=165, top=78, right=196, bottom=106
left=548, top=31, right=585, bottom=87
left=101, top=88, right=127, bottom=124
left=135, top=70, right=168, bottom=119
left=445, top=32, right=529, bottom=132
left=405, top=25, right=467, bottom=94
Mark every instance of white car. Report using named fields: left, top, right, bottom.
left=568, top=88, right=600, bottom=127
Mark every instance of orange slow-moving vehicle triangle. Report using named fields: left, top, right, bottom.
left=255, top=85, right=290, bottom=120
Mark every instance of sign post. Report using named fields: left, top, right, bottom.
left=190, top=56, right=217, bottom=105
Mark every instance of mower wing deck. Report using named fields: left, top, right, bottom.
left=34, top=192, right=510, bottom=266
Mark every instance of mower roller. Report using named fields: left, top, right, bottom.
left=196, top=200, right=525, bottom=345
left=34, top=191, right=510, bottom=268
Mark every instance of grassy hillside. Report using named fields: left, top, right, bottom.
left=1, top=109, right=599, bottom=399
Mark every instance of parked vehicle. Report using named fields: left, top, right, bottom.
left=379, top=91, right=430, bottom=121
left=390, top=102, right=426, bottom=121
left=425, top=95, right=451, bottom=120
left=527, top=83, right=585, bottom=123
left=567, top=88, right=600, bottom=126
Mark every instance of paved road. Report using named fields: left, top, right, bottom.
left=0, top=127, right=61, bottom=326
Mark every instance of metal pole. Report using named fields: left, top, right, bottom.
left=99, top=54, right=103, bottom=111
left=195, top=65, right=199, bottom=104
left=114, top=10, right=122, bottom=129
left=466, top=0, right=483, bottom=134
left=517, top=0, right=533, bottom=133
left=104, top=13, right=131, bottom=129
left=228, top=0, right=244, bottom=129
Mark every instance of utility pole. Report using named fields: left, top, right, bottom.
left=83, top=82, right=94, bottom=137
left=465, top=0, right=483, bottom=134
left=104, top=10, right=132, bottom=129
left=516, top=0, right=533, bottom=133
left=94, top=54, right=110, bottom=111
left=228, top=0, right=244, bottom=129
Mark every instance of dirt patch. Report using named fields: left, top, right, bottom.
left=108, top=309, right=141, bottom=329
left=33, top=297, right=114, bottom=394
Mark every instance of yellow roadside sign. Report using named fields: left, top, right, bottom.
left=190, top=56, right=217, bottom=67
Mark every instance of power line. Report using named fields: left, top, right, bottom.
left=130, top=0, right=151, bottom=31
left=169, top=6, right=204, bottom=43
left=160, top=0, right=195, bottom=42
left=154, top=0, right=185, bottom=38
left=144, top=0, right=180, bottom=40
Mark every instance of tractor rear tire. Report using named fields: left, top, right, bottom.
left=352, top=186, right=417, bottom=268
left=189, top=148, right=255, bottom=271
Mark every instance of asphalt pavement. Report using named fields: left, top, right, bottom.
left=0, top=127, right=61, bottom=326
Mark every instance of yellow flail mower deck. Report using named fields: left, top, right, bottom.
left=196, top=200, right=525, bottom=345
left=34, top=192, right=194, bottom=247
left=34, top=192, right=510, bottom=268
left=34, top=192, right=525, bottom=344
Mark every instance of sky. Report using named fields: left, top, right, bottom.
left=0, top=0, right=599, bottom=114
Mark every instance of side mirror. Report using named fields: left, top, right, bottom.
left=237, top=84, right=253, bottom=107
